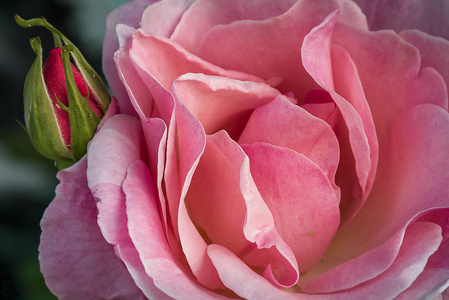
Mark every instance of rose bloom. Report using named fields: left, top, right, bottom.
left=38, top=0, right=449, bottom=299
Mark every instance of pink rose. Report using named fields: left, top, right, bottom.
left=39, top=0, right=449, bottom=299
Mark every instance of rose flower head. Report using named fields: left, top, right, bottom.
left=22, top=1, right=449, bottom=299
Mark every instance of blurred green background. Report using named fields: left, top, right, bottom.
left=1, top=0, right=129, bottom=298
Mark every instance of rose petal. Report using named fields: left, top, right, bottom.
left=319, top=104, right=449, bottom=284
left=397, top=209, right=449, bottom=300
left=302, top=11, right=377, bottom=224
left=299, top=225, right=406, bottom=293
left=400, top=29, right=449, bottom=97
left=39, top=158, right=145, bottom=300
left=330, top=43, right=378, bottom=225
left=197, top=0, right=340, bottom=99
left=172, top=73, right=279, bottom=140
left=242, top=142, right=340, bottom=272
left=141, top=0, right=195, bottom=37
left=352, top=0, right=449, bottom=40
left=129, top=30, right=262, bottom=91
left=239, top=144, right=300, bottom=287
left=103, top=0, right=155, bottom=114
left=239, top=95, right=340, bottom=198
left=184, top=131, right=255, bottom=289
left=171, top=0, right=297, bottom=54
left=124, top=159, right=226, bottom=299
left=334, top=0, right=368, bottom=30
left=335, top=222, right=442, bottom=299
left=208, top=222, right=442, bottom=300
left=87, top=115, right=168, bottom=298
left=332, top=23, right=448, bottom=147
left=207, top=244, right=298, bottom=300
left=114, top=26, right=154, bottom=119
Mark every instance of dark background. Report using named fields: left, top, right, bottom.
left=1, top=0, right=128, bottom=298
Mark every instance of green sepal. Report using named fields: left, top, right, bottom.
left=60, top=45, right=101, bottom=160
left=23, top=37, right=72, bottom=161
left=15, top=15, right=110, bottom=114
left=56, top=159, right=76, bottom=171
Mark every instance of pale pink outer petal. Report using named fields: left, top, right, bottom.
left=316, top=104, right=449, bottom=290
left=123, top=159, right=228, bottom=299
left=172, top=73, right=280, bottom=140
left=239, top=95, right=340, bottom=198
left=400, top=29, right=449, bottom=96
left=352, top=0, right=449, bottom=40
left=103, top=0, right=155, bottom=114
left=208, top=222, right=442, bottom=300
left=87, top=115, right=167, bottom=298
left=171, top=0, right=297, bottom=54
left=302, top=11, right=377, bottom=223
left=242, top=142, right=340, bottom=272
left=39, top=157, right=145, bottom=300
left=141, top=0, right=195, bottom=37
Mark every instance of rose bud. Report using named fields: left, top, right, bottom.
left=17, top=15, right=110, bottom=167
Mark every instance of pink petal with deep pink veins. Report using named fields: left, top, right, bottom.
left=302, top=12, right=376, bottom=221
left=239, top=95, right=340, bottom=198
left=239, top=140, right=300, bottom=287
left=186, top=132, right=256, bottom=258
left=186, top=131, right=298, bottom=288
left=330, top=43, right=378, bottom=225
left=184, top=130, right=300, bottom=288
left=39, top=158, right=146, bottom=300
left=129, top=30, right=262, bottom=91
left=171, top=73, right=280, bottom=140
left=197, top=0, right=340, bottom=99
left=141, top=0, right=195, bottom=37
left=242, top=142, right=339, bottom=272
left=171, top=0, right=297, bottom=54
left=208, top=222, right=442, bottom=300
left=332, top=22, right=448, bottom=147
left=123, top=159, right=227, bottom=299
left=316, top=104, right=449, bottom=287
left=103, top=0, right=155, bottom=115
left=352, top=0, right=449, bottom=40
left=400, top=30, right=449, bottom=96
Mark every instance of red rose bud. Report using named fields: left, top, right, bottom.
left=42, top=47, right=103, bottom=149
left=17, top=15, right=110, bottom=166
